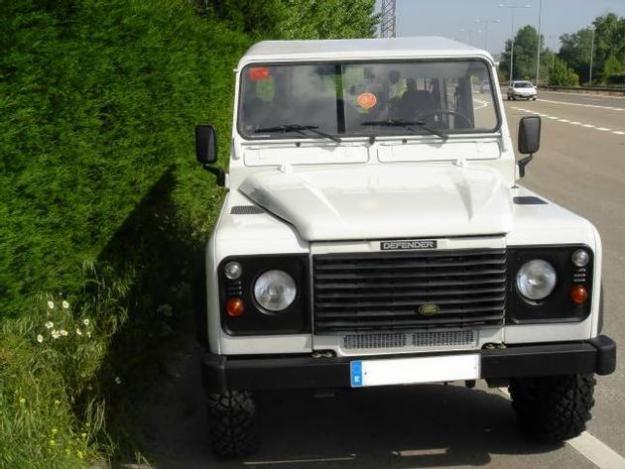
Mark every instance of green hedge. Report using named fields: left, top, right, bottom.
left=0, top=0, right=248, bottom=318
left=1, top=1, right=249, bottom=465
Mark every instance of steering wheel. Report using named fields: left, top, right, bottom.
left=417, top=109, right=473, bottom=129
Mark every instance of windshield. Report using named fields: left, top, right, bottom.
left=514, top=81, right=533, bottom=88
left=238, top=60, right=500, bottom=140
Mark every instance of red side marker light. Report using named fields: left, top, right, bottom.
left=248, top=67, right=270, bottom=81
left=226, top=297, right=245, bottom=317
left=570, top=285, right=588, bottom=304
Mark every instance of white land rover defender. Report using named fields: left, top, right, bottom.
left=194, top=37, right=616, bottom=457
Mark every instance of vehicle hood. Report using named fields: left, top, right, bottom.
left=239, top=164, right=513, bottom=241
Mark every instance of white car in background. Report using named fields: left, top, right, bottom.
left=507, top=80, right=537, bottom=100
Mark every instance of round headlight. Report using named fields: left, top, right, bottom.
left=516, top=259, right=557, bottom=301
left=224, top=261, right=242, bottom=280
left=572, top=249, right=590, bottom=267
left=254, top=270, right=297, bottom=312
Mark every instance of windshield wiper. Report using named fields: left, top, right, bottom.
left=254, top=124, right=341, bottom=143
left=361, top=119, right=448, bottom=140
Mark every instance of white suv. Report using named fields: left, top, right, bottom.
left=194, top=37, right=615, bottom=457
left=508, top=80, right=537, bottom=100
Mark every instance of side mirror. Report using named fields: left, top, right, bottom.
left=195, top=124, right=225, bottom=186
left=196, top=124, right=217, bottom=164
left=517, top=116, right=541, bottom=177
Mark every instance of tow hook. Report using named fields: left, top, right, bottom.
left=312, top=350, right=335, bottom=358
left=483, top=343, right=507, bottom=350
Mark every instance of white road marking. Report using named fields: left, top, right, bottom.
left=473, top=98, right=489, bottom=110
left=496, top=388, right=625, bottom=469
left=245, top=455, right=357, bottom=465
left=537, top=98, right=625, bottom=112
left=568, top=433, right=625, bottom=469
left=393, top=448, right=447, bottom=457
left=510, top=105, right=625, bottom=135
left=541, top=89, right=625, bottom=100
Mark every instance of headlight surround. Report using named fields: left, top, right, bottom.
left=253, top=270, right=297, bottom=312
left=516, top=259, right=557, bottom=301
left=218, top=254, right=310, bottom=335
left=507, top=245, right=594, bottom=324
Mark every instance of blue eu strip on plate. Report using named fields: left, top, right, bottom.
left=350, top=360, right=363, bottom=387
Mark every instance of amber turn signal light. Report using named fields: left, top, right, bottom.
left=570, top=285, right=588, bottom=304
left=226, top=297, right=245, bottom=317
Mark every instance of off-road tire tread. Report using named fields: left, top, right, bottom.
left=509, top=374, right=596, bottom=442
left=207, top=391, right=259, bottom=457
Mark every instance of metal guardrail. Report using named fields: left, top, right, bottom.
left=539, top=85, right=625, bottom=96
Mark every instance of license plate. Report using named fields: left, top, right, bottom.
left=350, top=354, right=480, bottom=387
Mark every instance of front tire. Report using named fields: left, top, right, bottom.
left=207, top=391, right=259, bottom=458
left=509, top=374, right=595, bottom=442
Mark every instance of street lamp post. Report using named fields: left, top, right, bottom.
left=589, top=25, right=596, bottom=85
left=474, top=18, right=501, bottom=52
left=535, top=0, right=543, bottom=85
left=498, top=3, right=532, bottom=85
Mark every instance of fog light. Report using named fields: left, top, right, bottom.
left=226, top=297, right=245, bottom=317
left=570, top=285, right=588, bottom=304
left=572, top=249, right=590, bottom=267
left=224, top=261, right=242, bottom=280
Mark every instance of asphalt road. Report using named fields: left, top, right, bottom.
left=136, top=90, right=625, bottom=469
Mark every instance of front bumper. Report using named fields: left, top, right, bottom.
left=510, top=92, right=536, bottom=98
left=202, top=335, right=616, bottom=393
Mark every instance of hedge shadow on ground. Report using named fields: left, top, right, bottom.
left=92, top=164, right=205, bottom=459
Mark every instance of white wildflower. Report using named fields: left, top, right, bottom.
left=86, top=331, right=92, bottom=338
left=36, top=334, right=44, bottom=343
left=82, top=318, right=90, bottom=326
left=44, top=321, right=54, bottom=329
left=62, top=300, right=70, bottom=309
left=75, top=328, right=83, bottom=336
left=51, top=330, right=61, bottom=339
left=59, top=329, right=68, bottom=336
left=114, top=376, right=122, bottom=385
left=47, top=301, right=55, bottom=309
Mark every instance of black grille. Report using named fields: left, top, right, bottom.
left=313, top=248, right=506, bottom=332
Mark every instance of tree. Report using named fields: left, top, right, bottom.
left=548, top=57, right=579, bottom=86
left=559, top=28, right=595, bottom=84
left=499, top=25, right=543, bottom=82
left=603, top=55, right=623, bottom=78
left=559, top=13, right=625, bottom=84
left=197, top=0, right=379, bottom=39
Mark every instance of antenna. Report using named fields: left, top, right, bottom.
left=379, top=0, right=397, bottom=38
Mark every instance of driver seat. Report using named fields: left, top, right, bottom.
left=398, top=81, right=435, bottom=120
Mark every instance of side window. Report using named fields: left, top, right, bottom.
left=470, top=70, right=497, bottom=130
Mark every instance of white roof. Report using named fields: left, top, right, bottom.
left=239, top=37, right=493, bottom=66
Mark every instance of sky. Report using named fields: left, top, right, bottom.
left=393, top=0, right=625, bottom=57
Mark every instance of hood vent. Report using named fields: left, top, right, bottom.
left=230, top=205, right=264, bottom=215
